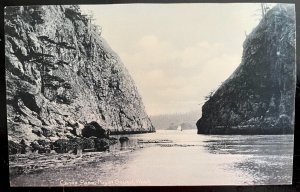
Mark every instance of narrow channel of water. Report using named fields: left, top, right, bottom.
left=10, top=130, right=294, bottom=186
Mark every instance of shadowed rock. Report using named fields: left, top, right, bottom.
left=197, top=5, right=296, bottom=135
left=94, top=138, right=110, bottom=151
left=82, top=121, right=106, bottom=138
left=8, top=140, right=22, bottom=155
left=119, top=136, right=129, bottom=143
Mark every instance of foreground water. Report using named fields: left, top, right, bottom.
left=10, top=130, right=293, bottom=186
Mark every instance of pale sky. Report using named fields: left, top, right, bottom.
left=80, top=3, right=276, bottom=116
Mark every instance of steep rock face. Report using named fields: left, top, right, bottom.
left=197, top=5, right=296, bottom=134
left=5, top=5, right=154, bottom=144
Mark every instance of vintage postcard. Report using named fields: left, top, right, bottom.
left=5, top=3, right=296, bottom=186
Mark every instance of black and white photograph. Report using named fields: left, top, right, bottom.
left=4, top=3, right=296, bottom=186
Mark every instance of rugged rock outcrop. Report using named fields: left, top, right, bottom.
left=5, top=5, right=154, bottom=150
left=197, top=5, right=296, bottom=134
left=82, top=121, right=107, bottom=138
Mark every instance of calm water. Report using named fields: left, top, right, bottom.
left=10, top=130, right=294, bottom=186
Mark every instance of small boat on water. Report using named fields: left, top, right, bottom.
left=177, top=125, right=182, bottom=131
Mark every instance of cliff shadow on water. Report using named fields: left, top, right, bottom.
left=5, top=5, right=155, bottom=156
left=197, top=4, right=296, bottom=135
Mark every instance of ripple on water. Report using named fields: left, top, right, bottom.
left=9, top=130, right=294, bottom=186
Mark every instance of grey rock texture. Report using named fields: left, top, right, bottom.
left=197, top=5, right=296, bottom=134
left=5, top=5, right=154, bottom=146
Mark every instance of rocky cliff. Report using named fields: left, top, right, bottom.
left=197, top=5, right=296, bottom=134
left=5, top=5, right=154, bottom=146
